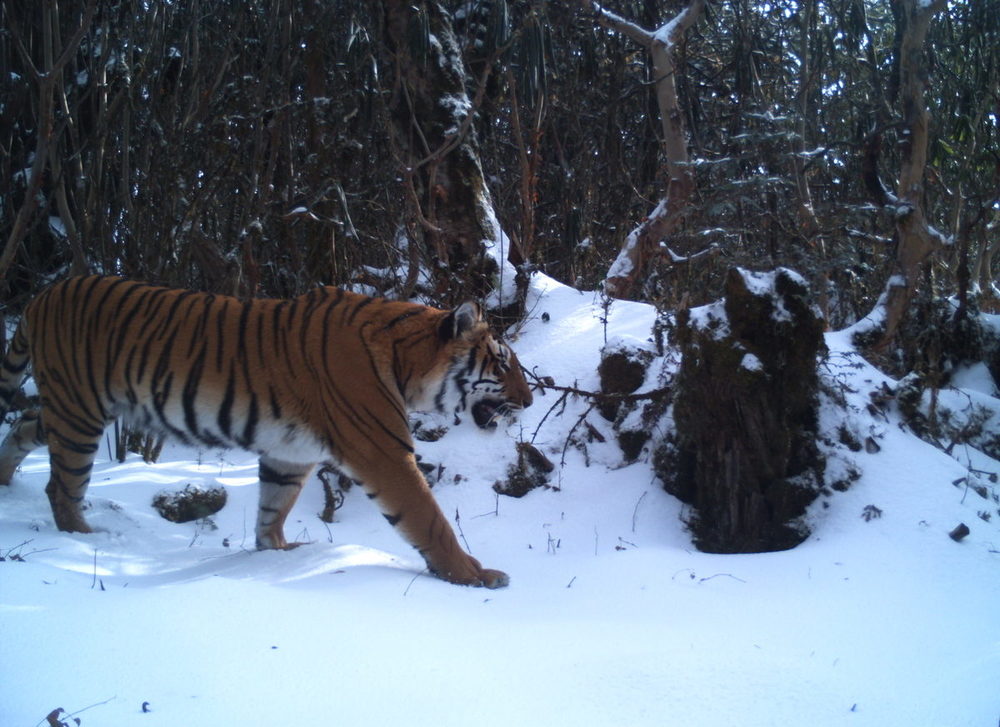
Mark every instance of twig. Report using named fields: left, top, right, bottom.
left=524, top=366, right=671, bottom=406
left=559, top=401, right=599, bottom=470
left=530, top=389, right=570, bottom=444
left=65, top=695, right=118, bottom=720
left=454, top=508, right=472, bottom=554
left=632, top=491, right=648, bottom=533
left=473, top=492, right=501, bottom=519
left=0, top=539, right=33, bottom=559
left=538, top=379, right=670, bottom=405
left=698, top=573, right=747, bottom=584
left=38, top=696, right=118, bottom=726
left=403, top=568, right=430, bottom=597
left=671, top=569, right=746, bottom=584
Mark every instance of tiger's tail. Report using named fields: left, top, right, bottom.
left=0, top=320, right=44, bottom=485
left=0, top=320, right=31, bottom=420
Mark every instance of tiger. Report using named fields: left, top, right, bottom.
left=0, top=275, right=533, bottom=588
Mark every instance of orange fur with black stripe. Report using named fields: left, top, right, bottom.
left=0, top=275, right=532, bottom=587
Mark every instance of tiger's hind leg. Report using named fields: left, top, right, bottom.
left=0, top=409, right=46, bottom=484
left=43, top=425, right=103, bottom=533
left=255, top=457, right=315, bottom=550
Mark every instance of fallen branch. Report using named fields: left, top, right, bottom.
left=529, top=371, right=670, bottom=405
left=544, top=381, right=670, bottom=404
left=526, top=376, right=670, bottom=449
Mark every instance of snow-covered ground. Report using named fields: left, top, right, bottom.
left=2, top=274, right=998, bottom=726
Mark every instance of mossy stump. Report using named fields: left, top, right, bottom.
left=597, top=346, right=649, bottom=421
left=670, top=267, right=826, bottom=553
left=152, top=484, right=227, bottom=523
left=598, top=341, right=657, bottom=461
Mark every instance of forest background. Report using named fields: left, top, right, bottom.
left=1, top=0, right=998, bottom=364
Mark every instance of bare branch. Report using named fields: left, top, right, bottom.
left=579, top=0, right=704, bottom=300
left=0, top=0, right=98, bottom=284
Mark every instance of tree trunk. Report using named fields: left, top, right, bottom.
left=791, top=0, right=820, bottom=240
left=974, top=222, right=1000, bottom=302
left=375, top=0, right=511, bottom=308
left=862, top=0, right=948, bottom=349
left=583, top=0, right=704, bottom=301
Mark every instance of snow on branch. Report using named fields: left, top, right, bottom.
left=584, top=2, right=653, bottom=47
left=583, top=0, right=704, bottom=51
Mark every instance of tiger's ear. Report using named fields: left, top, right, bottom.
left=441, top=301, right=483, bottom=341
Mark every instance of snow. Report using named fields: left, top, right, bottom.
left=740, top=352, right=763, bottom=371
left=480, top=203, right=522, bottom=314
left=606, top=230, right=638, bottom=280
left=48, top=216, right=67, bottom=238
left=951, top=362, right=999, bottom=397
left=439, top=92, right=473, bottom=135
left=2, top=274, right=999, bottom=727
left=687, top=298, right=730, bottom=339
left=652, top=16, right=682, bottom=47
left=608, top=198, right=673, bottom=283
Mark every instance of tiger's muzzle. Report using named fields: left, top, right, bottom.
left=472, top=389, right=532, bottom=430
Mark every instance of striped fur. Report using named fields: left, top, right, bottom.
left=0, top=275, right=533, bottom=588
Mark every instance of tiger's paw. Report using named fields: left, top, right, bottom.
left=255, top=538, right=311, bottom=551
left=478, top=568, right=510, bottom=589
left=434, top=564, right=510, bottom=589
left=255, top=531, right=312, bottom=550
left=52, top=509, right=94, bottom=535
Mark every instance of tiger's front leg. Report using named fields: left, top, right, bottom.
left=356, top=455, right=509, bottom=589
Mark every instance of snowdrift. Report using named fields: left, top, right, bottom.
left=1, top=274, right=998, bottom=726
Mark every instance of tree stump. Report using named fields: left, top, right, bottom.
left=670, top=267, right=826, bottom=553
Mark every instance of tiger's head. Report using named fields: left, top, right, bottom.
left=434, top=301, right=533, bottom=430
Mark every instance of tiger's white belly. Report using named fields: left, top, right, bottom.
left=249, top=419, right=330, bottom=464
left=119, top=393, right=330, bottom=465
